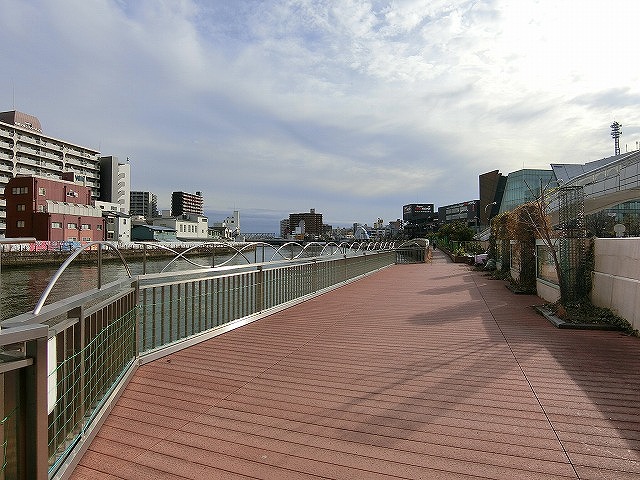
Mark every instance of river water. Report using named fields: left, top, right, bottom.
left=0, top=245, right=287, bottom=321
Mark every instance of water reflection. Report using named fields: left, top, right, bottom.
left=1, top=253, right=239, bottom=321
left=0, top=243, right=325, bottom=321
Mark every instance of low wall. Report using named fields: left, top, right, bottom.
left=591, top=237, right=640, bottom=331
left=536, top=280, right=560, bottom=303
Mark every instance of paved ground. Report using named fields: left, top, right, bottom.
left=70, top=250, right=640, bottom=479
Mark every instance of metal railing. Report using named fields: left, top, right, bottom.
left=0, top=241, right=404, bottom=479
left=395, top=238, right=431, bottom=264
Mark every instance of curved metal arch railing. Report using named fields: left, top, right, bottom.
left=137, top=241, right=215, bottom=272
left=271, top=241, right=319, bottom=261
left=149, top=240, right=351, bottom=272
left=158, top=241, right=253, bottom=272
left=31, top=239, right=401, bottom=315
left=33, top=241, right=132, bottom=315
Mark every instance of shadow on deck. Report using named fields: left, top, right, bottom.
left=70, top=251, right=640, bottom=480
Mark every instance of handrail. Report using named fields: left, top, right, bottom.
left=32, top=241, right=131, bottom=315
left=0, top=244, right=404, bottom=479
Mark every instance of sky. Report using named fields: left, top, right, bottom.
left=2, top=0, right=640, bottom=234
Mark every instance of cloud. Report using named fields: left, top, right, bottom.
left=2, top=0, right=640, bottom=233
left=572, top=88, right=640, bottom=111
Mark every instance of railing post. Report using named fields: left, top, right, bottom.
left=256, top=266, right=264, bottom=312
left=134, top=278, right=141, bottom=357
left=97, top=243, right=102, bottom=289
left=25, top=333, right=48, bottom=480
left=143, top=243, right=147, bottom=274
left=343, top=254, right=348, bottom=281
left=312, top=259, right=318, bottom=292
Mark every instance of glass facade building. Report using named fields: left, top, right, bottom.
left=498, top=169, right=557, bottom=214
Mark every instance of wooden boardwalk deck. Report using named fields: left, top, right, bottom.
left=70, top=251, right=640, bottom=479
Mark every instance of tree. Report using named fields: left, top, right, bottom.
left=586, top=211, right=615, bottom=237
left=515, top=180, right=586, bottom=305
left=437, top=221, right=474, bottom=242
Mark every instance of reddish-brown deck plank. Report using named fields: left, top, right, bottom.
left=70, top=251, right=640, bottom=479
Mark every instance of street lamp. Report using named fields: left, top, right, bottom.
left=484, top=202, right=497, bottom=226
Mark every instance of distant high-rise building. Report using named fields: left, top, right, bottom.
left=0, top=110, right=101, bottom=236
left=288, top=208, right=323, bottom=237
left=99, top=156, right=130, bottom=213
left=130, top=191, right=158, bottom=219
left=280, top=218, right=290, bottom=238
left=171, top=191, right=203, bottom=216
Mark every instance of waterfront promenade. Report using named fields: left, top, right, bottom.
left=70, top=250, right=639, bottom=479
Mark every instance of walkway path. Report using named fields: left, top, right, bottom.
left=71, top=250, right=639, bottom=479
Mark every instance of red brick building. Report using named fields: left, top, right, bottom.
left=5, top=176, right=104, bottom=241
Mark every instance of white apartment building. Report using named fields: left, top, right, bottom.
left=0, top=110, right=101, bottom=236
left=99, top=156, right=130, bottom=214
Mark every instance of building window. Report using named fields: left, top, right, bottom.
left=51, top=222, right=62, bottom=229
left=82, top=237, right=91, bottom=242
left=81, top=224, right=91, bottom=230
left=16, top=204, right=26, bottom=211
left=12, top=187, right=28, bottom=194
left=38, top=187, right=46, bottom=196
left=16, top=220, right=25, bottom=228
left=96, top=225, right=102, bottom=230
left=67, top=223, right=78, bottom=230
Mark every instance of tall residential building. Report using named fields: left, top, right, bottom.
left=99, top=156, right=130, bottom=213
left=171, top=191, right=204, bottom=216
left=129, top=191, right=158, bottom=219
left=288, top=208, right=323, bottom=238
left=0, top=110, right=101, bottom=236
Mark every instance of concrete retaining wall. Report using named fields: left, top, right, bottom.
left=591, top=237, right=640, bottom=331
